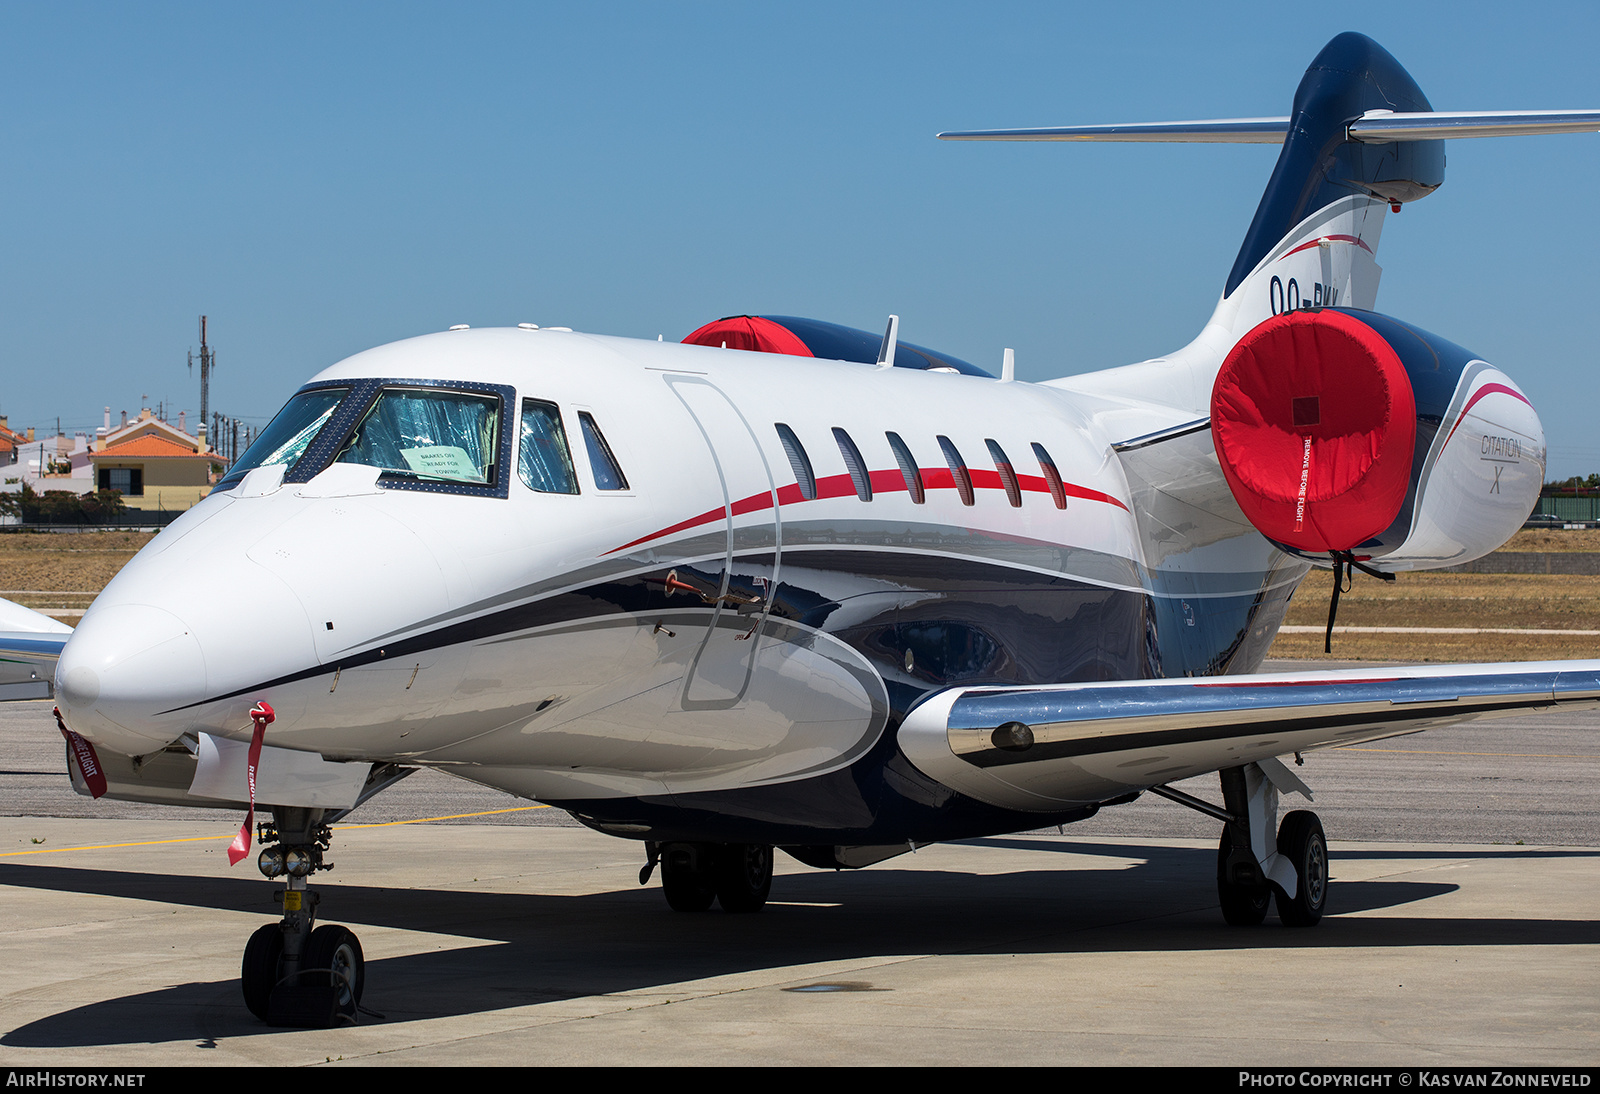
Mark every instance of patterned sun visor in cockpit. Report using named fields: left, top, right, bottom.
left=338, top=387, right=502, bottom=486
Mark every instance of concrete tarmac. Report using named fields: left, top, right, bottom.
left=1, top=680, right=1596, bottom=1067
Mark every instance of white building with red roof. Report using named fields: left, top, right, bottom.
left=88, top=408, right=227, bottom=511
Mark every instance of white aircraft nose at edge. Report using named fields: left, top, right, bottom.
left=28, top=32, right=1600, bottom=1028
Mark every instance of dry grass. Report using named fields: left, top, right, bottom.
left=1503, top=527, right=1600, bottom=552
left=1278, top=560, right=1600, bottom=662
left=0, top=531, right=155, bottom=626
left=1284, top=571, right=1600, bottom=631
left=1267, top=627, right=1600, bottom=662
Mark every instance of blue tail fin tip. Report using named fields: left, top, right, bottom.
left=1224, top=33, right=1443, bottom=299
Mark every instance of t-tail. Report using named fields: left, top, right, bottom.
left=943, top=32, right=1597, bottom=572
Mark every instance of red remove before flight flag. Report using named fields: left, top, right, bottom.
left=227, top=701, right=276, bottom=867
left=54, top=707, right=107, bottom=799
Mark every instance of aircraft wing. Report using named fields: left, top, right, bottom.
left=0, top=597, right=71, bottom=701
left=898, top=661, right=1600, bottom=812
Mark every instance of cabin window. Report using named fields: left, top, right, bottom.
left=225, top=387, right=348, bottom=482
left=937, top=435, right=974, bottom=506
left=336, top=387, right=502, bottom=486
left=833, top=428, right=872, bottom=502
left=578, top=412, right=628, bottom=491
left=1032, top=442, right=1068, bottom=509
left=517, top=399, right=579, bottom=494
left=987, top=439, right=1022, bottom=507
left=886, top=431, right=924, bottom=504
left=775, top=423, right=816, bottom=500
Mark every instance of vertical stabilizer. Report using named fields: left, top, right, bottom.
left=1212, top=33, right=1442, bottom=342
left=1048, top=33, right=1447, bottom=416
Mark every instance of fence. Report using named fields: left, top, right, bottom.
left=1, top=511, right=183, bottom=531
left=1533, top=495, right=1600, bottom=522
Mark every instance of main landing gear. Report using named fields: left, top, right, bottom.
left=1215, top=762, right=1328, bottom=927
left=240, top=807, right=367, bottom=1027
left=641, top=842, right=774, bottom=913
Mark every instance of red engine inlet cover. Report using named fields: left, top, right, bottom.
left=1211, top=310, right=1416, bottom=554
left=682, top=315, right=815, bottom=357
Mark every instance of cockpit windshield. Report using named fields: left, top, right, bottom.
left=219, top=387, right=348, bottom=485
left=214, top=379, right=513, bottom=497
left=335, top=387, right=501, bottom=485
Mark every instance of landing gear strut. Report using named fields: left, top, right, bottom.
left=648, top=842, right=774, bottom=913
left=1216, top=825, right=1271, bottom=926
left=240, top=807, right=366, bottom=1026
left=1214, top=762, right=1329, bottom=927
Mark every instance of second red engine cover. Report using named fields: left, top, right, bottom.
left=1211, top=309, right=1416, bottom=554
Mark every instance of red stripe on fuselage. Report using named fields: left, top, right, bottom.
left=605, top=465, right=1129, bottom=555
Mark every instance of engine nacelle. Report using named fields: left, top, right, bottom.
left=1211, top=308, right=1544, bottom=571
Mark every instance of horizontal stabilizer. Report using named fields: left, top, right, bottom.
left=1346, top=109, right=1600, bottom=141
left=940, top=109, right=1600, bottom=145
left=937, top=118, right=1290, bottom=143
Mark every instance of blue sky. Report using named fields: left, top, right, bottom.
left=2, top=2, right=1597, bottom=474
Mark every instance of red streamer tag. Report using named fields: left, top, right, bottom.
left=54, top=707, right=107, bottom=799
left=227, top=702, right=276, bottom=867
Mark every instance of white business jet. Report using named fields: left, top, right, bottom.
left=43, top=33, right=1600, bottom=1027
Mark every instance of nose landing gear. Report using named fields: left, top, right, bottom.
left=239, top=807, right=367, bottom=1027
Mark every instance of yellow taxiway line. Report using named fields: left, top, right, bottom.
left=0, top=803, right=550, bottom=858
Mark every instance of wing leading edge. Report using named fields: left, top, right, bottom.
left=899, top=661, right=1600, bottom=812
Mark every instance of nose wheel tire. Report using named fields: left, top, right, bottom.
left=1275, top=810, right=1329, bottom=927
left=714, top=844, right=773, bottom=913
left=304, top=925, right=366, bottom=1013
left=241, top=923, right=285, bottom=1020
left=1216, top=827, right=1271, bottom=926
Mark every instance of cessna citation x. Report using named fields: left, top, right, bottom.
left=33, top=33, right=1600, bottom=1026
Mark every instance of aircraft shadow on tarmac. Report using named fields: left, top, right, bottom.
left=4, top=839, right=1597, bottom=1047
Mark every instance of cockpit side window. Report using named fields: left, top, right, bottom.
left=518, top=399, right=579, bottom=494
left=578, top=412, right=628, bottom=491
left=337, top=387, right=502, bottom=485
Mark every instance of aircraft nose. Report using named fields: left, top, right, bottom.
left=56, top=603, right=207, bottom=755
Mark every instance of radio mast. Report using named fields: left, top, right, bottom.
left=188, top=316, right=215, bottom=444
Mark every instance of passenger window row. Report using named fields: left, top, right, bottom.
left=774, top=424, right=1068, bottom=510
left=518, top=399, right=629, bottom=495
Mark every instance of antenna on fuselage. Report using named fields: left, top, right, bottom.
left=1001, top=347, right=1015, bottom=382
left=877, top=315, right=899, bottom=368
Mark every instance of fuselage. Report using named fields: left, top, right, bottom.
left=54, top=326, right=1307, bottom=844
